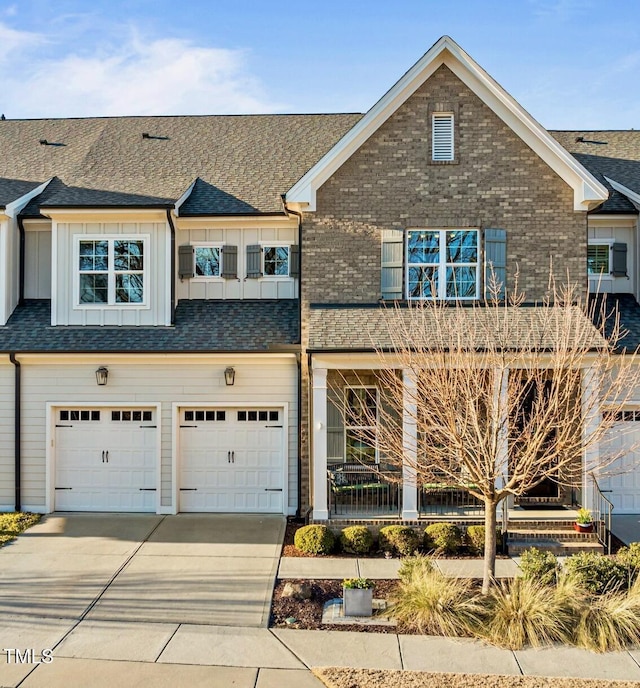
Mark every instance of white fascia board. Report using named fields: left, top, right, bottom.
left=605, top=176, right=640, bottom=212
left=4, top=178, right=53, bottom=218
left=287, top=36, right=608, bottom=212
left=174, top=179, right=197, bottom=217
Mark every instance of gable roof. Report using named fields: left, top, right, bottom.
left=0, top=114, right=362, bottom=215
left=286, top=36, right=608, bottom=212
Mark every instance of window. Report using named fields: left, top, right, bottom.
left=60, top=409, right=100, bottom=421
left=78, top=237, right=146, bottom=305
left=587, top=244, right=610, bottom=276
left=345, top=386, right=378, bottom=463
left=432, top=113, right=454, bottom=161
left=406, top=229, right=478, bottom=300
left=194, top=246, right=221, bottom=277
left=263, top=246, right=289, bottom=276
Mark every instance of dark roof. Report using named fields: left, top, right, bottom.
left=551, top=131, right=640, bottom=214
left=0, top=299, right=299, bottom=352
left=596, top=294, right=640, bottom=352
left=0, top=113, right=362, bottom=214
left=0, top=178, right=41, bottom=209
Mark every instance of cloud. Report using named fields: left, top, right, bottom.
left=0, top=25, right=283, bottom=118
left=527, top=0, right=595, bottom=20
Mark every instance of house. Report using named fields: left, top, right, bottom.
left=0, top=37, right=639, bottom=525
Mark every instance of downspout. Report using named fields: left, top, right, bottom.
left=17, top=217, right=25, bottom=306
left=9, top=353, right=20, bottom=512
left=166, top=210, right=176, bottom=325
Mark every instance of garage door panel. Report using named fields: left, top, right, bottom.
left=601, top=418, right=640, bottom=514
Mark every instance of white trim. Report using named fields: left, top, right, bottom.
left=191, top=242, right=224, bottom=280
left=260, top=241, right=291, bottom=279
left=4, top=178, right=53, bottom=219
left=401, top=369, right=419, bottom=519
left=604, top=176, right=640, bottom=211
left=51, top=220, right=58, bottom=326
left=312, top=368, right=329, bottom=520
left=174, top=179, right=197, bottom=217
left=165, top=217, right=172, bottom=326
left=432, top=112, right=454, bottom=161
left=286, top=36, right=607, bottom=212
left=46, top=401, right=162, bottom=514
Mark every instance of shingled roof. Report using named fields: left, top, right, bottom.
left=0, top=114, right=363, bottom=214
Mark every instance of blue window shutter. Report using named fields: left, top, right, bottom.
left=381, top=229, right=403, bottom=300
left=221, top=245, right=237, bottom=279
left=246, top=244, right=262, bottom=278
left=290, top=245, right=300, bottom=278
left=484, top=229, right=507, bottom=299
left=178, top=245, right=194, bottom=279
left=612, top=243, right=627, bottom=277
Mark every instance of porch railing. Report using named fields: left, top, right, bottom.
left=590, top=471, right=613, bottom=554
left=327, top=464, right=401, bottom=518
left=418, top=481, right=484, bottom=517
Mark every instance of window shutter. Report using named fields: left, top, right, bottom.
left=221, top=245, right=238, bottom=279
left=246, top=244, right=262, bottom=278
left=327, top=393, right=345, bottom=462
left=381, top=229, right=403, bottom=300
left=432, top=113, right=454, bottom=161
left=484, top=229, right=507, bottom=300
left=289, top=244, right=300, bottom=277
left=612, top=243, right=628, bottom=277
left=178, top=245, right=194, bottom=279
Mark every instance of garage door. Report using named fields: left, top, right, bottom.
left=179, top=407, right=284, bottom=513
left=55, top=408, right=157, bottom=512
left=600, top=412, right=640, bottom=514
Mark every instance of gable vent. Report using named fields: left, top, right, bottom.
left=432, top=113, right=454, bottom=161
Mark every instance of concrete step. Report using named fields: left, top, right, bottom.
left=508, top=539, right=604, bottom=556
left=505, top=520, right=585, bottom=530
left=507, top=528, right=599, bottom=542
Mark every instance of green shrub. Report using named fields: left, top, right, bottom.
left=519, top=548, right=560, bottom=586
left=342, top=577, right=374, bottom=589
left=294, top=524, right=335, bottom=555
left=398, top=554, right=434, bottom=584
left=378, top=525, right=420, bottom=556
left=424, top=523, right=463, bottom=555
left=563, top=552, right=627, bottom=595
left=339, top=525, right=374, bottom=555
left=616, top=542, right=640, bottom=585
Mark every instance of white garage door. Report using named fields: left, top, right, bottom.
left=55, top=408, right=157, bottom=512
left=179, top=407, right=284, bottom=513
left=600, top=412, right=640, bottom=514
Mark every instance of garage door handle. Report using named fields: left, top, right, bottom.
left=265, top=488, right=283, bottom=492
left=227, top=451, right=231, bottom=463
left=105, top=451, right=109, bottom=463
left=232, top=451, right=235, bottom=463
left=180, top=488, right=197, bottom=491
left=139, top=488, right=157, bottom=491
left=55, top=487, right=72, bottom=490
left=101, top=450, right=105, bottom=463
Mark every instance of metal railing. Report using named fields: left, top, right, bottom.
left=590, top=472, right=613, bottom=554
left=327, top=464, right=401, bottom=518
left=418, top=482, right=484, bottom=517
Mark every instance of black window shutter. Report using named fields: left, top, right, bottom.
left=221, top=245, right=238, bottom=279
left=484, top=229, right=507, bottom=300
left=612, top=243, right=628, bottom=277
left=289, top=245, right=300, bottom=277
left=178, top=245, right=194, bottom=279
left=246, top=244, right=262, bottom=278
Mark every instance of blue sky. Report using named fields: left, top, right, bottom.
left=0, top=0, right=638, bottom=128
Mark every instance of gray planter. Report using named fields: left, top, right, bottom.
left=343, top=586, right=373, bottom=617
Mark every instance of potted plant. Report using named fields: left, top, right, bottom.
left=574, top=507, right=594, bottom=533
left=342, top=577, right=374, bottom=617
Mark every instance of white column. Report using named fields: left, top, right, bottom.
left=582, top=366, right=599, bottom=511
left=495, top=368, right=511, bottom=519
left=312, top=367, right=329, bottom=520
left=402, top=368, right=419, bottom=520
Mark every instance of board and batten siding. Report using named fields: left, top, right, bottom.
left=175, top=225, right=298, bottom=301
left=16, top=355, right=298, bottom=514
left=25, top=224, right=52, bottom=299
left=588, top=222, right=635, bottom=296
left=0, top=360, right=15, bottom=510
left=0, top=217, right=20, bottom=326
left=54, top=221, right=169, bottom=326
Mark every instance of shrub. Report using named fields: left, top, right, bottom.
left=339, top=526, right=374, bottom=555
left=563, top=552, right=627, bottom=595
left=378, top=526, right=421, bottom=556
left=424, top=523, right=463, bottom=555
left=398, top=554, right=434, bottom=584
left=519, top=548, right=560, bottom=586
left=342, top=577, right=374, bottom=589
left=616, top=542, right=640, bottom=585
left=294, top=524, right=335, bottom=555
left=390, top=566, right=484, bottom=636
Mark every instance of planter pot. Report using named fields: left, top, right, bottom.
left=343, top=587, right=373, bottom=617
left=574, top=522, right=594, bottom=533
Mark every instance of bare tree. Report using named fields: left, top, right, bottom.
left=335, top=276, right=640, bottom=594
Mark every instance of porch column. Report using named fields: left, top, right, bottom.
left=312, top=367, right=329, bottom=520
left=402, top=368, right=419, bottom=520
left=495, top=368, right=511, bottom=520
left=581, top=366, right=599, bottom=511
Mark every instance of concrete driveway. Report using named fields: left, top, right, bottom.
left=0, top=513, right=285, bottom=627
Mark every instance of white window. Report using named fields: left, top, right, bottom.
left=263, top=245, right=290, bottom=277
left=432, top=113, right=454, bottom=161
left=194, top=245, right=222, bottom=278
left=344, top=386, right=378, bottom=464
left=406, top=229, right=479, bottom=300
left=587, top=243, right=611, bottom=276
left=77, top=236, right=147, bottom=306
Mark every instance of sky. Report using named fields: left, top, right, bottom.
left=0, top=0, right=638, bottom=129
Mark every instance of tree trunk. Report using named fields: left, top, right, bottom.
left=482, top=498, right=498, bottom=595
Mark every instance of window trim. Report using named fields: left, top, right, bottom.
left=74, top=234, right=150, bottom=309
left=344, top=385, right=379, bottom=464
left=406, top=228, right=480, bottom=301
left=587, top=240, right=614, bottom=278
left=432, top=112, right=455, bottom=162
left=191, top=242, right=224, bottom=281
left=260, top=242, right=291, bottom=279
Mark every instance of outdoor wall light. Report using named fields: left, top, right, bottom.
left=224, top=367, right=235, bottom=386
left=95, top=367, right=109, bottom=386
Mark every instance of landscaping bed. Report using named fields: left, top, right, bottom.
left=0, top=512, right=40, bottom=547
